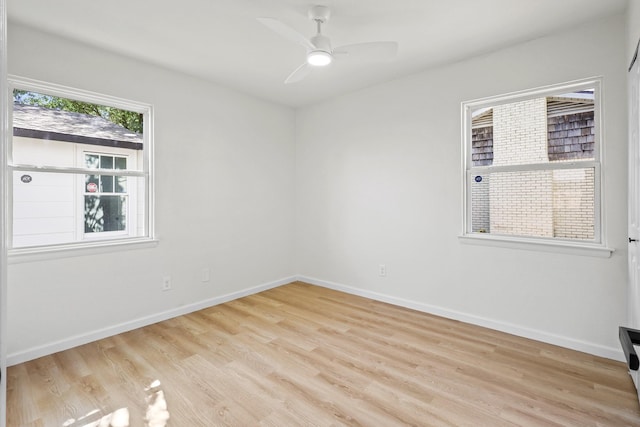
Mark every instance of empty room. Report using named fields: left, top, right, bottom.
left=2, top=0, right=640, bottom=425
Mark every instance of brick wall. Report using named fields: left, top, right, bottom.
left=552, top=168, right=595, bottom=239
left=471, top=174, right=490, bottom=233
left=493, top=98, right=548, bottom=166
left=490, top=98, right=553, bottom=237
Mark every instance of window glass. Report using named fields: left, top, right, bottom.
left=463, top=80, right=601, bottom=245
left=9, top=80, right=152, bottom=251
left=470, top=167, right=595, bottom=239
left=85, top=195, right=126, bottom=233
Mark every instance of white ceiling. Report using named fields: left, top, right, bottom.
left=8, top=0, right=629, bottom=108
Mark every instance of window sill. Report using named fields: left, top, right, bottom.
left=458, top=234, right=614, bottom=258
left=8, top=237, right=159, bottom=264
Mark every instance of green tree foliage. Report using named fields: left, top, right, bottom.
left=14, top=90, right=143, bottom=133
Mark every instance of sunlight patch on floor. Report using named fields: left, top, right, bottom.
left=61, top=380, right=169, bottom=427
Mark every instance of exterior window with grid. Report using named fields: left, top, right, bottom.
left=461, top=78, right=606, bottom=252
left=84, top=153, right=129, bottom=235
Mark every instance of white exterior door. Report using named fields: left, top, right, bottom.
left=629, top=52, right=640, bottom=329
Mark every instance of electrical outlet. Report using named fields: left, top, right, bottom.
left=162, top=276, right=172, bottom=291
left=201, top=268, right=210, bottom=283
left=379, top=264, right=387, bottom=277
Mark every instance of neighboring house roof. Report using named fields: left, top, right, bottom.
left=471, top=93, right=595, bottom=128
left=472, top=109, right=493, bottom=128
left=547, top=96, right=594, bottom=117
left=12, top=104, right=143, bottom=150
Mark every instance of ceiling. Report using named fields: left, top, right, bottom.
left=8, top=0, right=629, bottom=108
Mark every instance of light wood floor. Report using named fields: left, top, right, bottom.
left=7, top=281, right=640, bottom=426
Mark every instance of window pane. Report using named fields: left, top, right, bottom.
left=101, top=175, right=114, bottom=193
left=470, top=167, right=595, bottom=240
left=85, top=174, right=99, bottom=192
left=100, top=155, right=113, bottom=170
left=13, top=90, right=144, bottom=169
left=85, top=154, right=99, bottom=169
left=13, top=171, right=144, bottom=248
left=471, top=91, right=595, bottom=167
left=116, top=176, right=127, bottom=193
left=84, top=195, right=127, bottom=233
left=115, top=157, right=127, bottom=170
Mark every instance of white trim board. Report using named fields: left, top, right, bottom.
left=6, top=276, right=297, bottom=366
left=298, top=275, right=625, bottom=362
left=9, top=275, right=624, bottom=365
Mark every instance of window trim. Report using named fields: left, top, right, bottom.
left=6, top=75, right=156, bottom=258
left=459, top=77, right=613, bottom=257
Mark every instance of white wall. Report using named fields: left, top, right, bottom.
left=7, top=12, right=632, bottom=363
left=7, top=23, right=296, bottom=362
left=295, top=14, right=628, bottom=359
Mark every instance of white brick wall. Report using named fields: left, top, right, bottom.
left=493, top=98, right=548, bottom=166
left=490, top=170, right=554, bottom=237
left=471, top=175, right=490, bottom=233
left=490, top=98, right=553, bottom=237
left=552, top=168, right=595, bottom=239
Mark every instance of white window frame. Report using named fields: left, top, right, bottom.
left=459, top=77, right=613, bottom=257
left=6, top=76, right=156, bottom=261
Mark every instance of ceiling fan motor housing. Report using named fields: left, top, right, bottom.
left=308, top=5, right=331, bottom=23
left=310, top=34, right=332, bottom=53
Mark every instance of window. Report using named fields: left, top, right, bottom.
left=8, top=76, right=154, bottom=254
left=461, top=78, right=609, bottom=255
left=84, top=153, right=129, bottom=235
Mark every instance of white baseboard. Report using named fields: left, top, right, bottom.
left=9, top=274, right=624, bottom=365
left=298, top=275, right=625, bottom=362
left=7, top=276, right=297, bottom=366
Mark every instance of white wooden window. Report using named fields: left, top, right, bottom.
left=82, top=152, right=131, bottom=238
left=460, top=78, right=612, bottom=257
left=7, top=76, right=154, bottom=256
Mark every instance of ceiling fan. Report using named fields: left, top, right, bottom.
left=258, top=5, right=399, bottom=84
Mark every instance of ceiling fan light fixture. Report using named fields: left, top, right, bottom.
left=307, top=50, right=332, bottom=66
left=258, top=6, right=398, bottom=83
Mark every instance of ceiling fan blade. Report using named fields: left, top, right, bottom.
left=333, top=41, right=398, bottom=61
left=257, top=17, right=316, bottom=51
left=284, top=62, right=313, bottom=84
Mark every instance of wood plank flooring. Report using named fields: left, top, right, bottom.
left=7, top=281, right=640, bottom=426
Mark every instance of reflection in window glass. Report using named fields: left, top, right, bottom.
left=100, top=155, right=113, bottom=169
left=86, top=154, right=99, bottom=169
left=85, top=195, right=126, bottom=233
left=115, top=157, right=126, bottom=170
